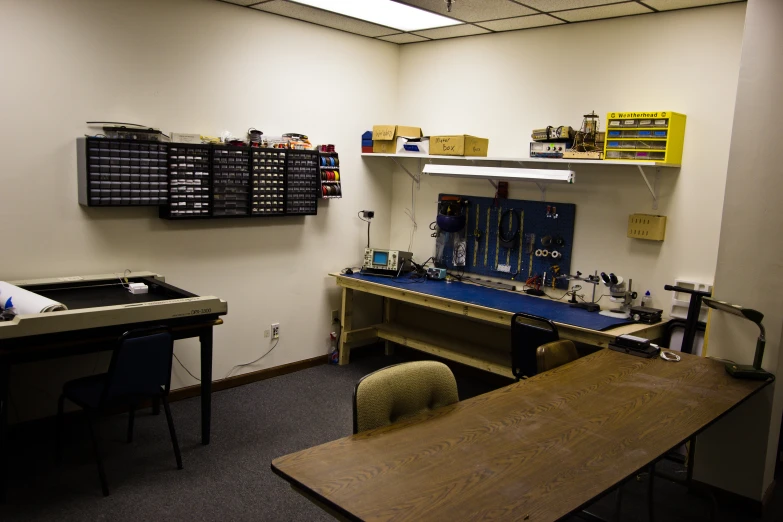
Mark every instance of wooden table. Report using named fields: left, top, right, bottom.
left=332, top=273, right=667, bottom=379
left=272, top=349, right=770, bottom=522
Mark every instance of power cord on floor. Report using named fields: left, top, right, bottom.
left=173, top=339, right=282, bottom=383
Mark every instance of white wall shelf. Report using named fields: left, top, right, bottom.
left=361, top=153, right=679, bottom=208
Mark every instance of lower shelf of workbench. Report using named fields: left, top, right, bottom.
left=373, top=322, right=514, bottom=379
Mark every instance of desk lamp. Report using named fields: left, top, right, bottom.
left=704, top=298, right=774, bottom=381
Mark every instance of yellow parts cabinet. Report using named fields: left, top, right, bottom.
left=604, top=111, right=686, bottom=165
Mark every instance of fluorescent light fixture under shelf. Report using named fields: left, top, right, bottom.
left=288, top=0, right=462, bottom=32
left=422, top=164, right=575, bottom=184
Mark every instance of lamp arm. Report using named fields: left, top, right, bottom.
left=753, top=322, right=766, bottom=369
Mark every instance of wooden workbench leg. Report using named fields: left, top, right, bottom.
left=383, top=298, right=395, bottom=356
left=0, top=362, right=9, bottom=503
left=339, top=288, right=354, bottom=365
left=199, top=328, right=213, bottom=445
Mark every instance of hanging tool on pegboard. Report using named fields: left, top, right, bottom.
left=493, top=181, right=508, bottom=207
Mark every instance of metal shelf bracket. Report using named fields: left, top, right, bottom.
left=391, top=157, right=420, bottom=186
left=637, top=166, right=661, bottom=210
left=515, top=160, right=555, bottom=201
left=535, top=183, right=548, bottom=201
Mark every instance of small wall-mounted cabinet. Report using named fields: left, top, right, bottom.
left=604, top=111, right=686, bottom=165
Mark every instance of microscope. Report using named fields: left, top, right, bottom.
left=598, top=272, right=637, bottom=319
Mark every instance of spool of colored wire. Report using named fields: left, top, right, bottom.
left=334, top=172, right=340, bottom=181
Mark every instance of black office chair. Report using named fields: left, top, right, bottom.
left=510, top=312, right=560, bottom=380
left=56, top=326, right=182, bottom=496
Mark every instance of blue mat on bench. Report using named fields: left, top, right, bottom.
left=343, top=273, right=633, bottom=332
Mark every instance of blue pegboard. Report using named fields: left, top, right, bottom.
left=440, top=193, right=576, bottom=290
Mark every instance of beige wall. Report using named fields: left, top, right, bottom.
left=694, top=0, right=783, bottom=501
left=388, top=4, right=745, bottom=311
left=0, top=0, right=398, bottom=421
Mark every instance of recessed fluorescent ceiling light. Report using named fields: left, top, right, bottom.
left=288, top=0, right=462, bottom=32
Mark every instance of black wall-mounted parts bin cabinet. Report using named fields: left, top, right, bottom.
left=78, top=138, right=320, bottom=219
left=77, top=137, right=169, bottom=207
left=252, top=148, right=286, bottom=216
left=160, top=142, right=211, bottom=219
left=285, top=150, right=319, bottom=216
left=212, top=145, right=250, bottom=217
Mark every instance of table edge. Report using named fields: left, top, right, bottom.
left=271, top=460, right=363, bottom=522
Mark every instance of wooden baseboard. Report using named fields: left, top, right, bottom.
left=8, top=355, right=328, bottom=431
left=169, top=354, right=327, bottom=402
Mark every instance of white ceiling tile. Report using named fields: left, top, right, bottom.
left=642, top=0, right=741, bottom=10
left=519, top=0, right=627, bottom=11
left=252, top=0, right=397, bottom=37
left=378, top=33, right=430, bottom=43
left=395, top=0, right=535, bottom=22
left=477, top=14, right=563, bottom=31
left=555, top=2, right=652, bottom=22
left=412, top=24, right=490, bottom=39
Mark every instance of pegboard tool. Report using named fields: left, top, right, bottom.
left=483, top=207, right=490, bottom=267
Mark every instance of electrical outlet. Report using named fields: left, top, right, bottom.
left=271, top=323, right=280, bottom=339
left=331, top=310, right=340, bottom=323
left=264, top=329, right=270, bottom=338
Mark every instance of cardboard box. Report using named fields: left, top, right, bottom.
left=397, top=136, right=429, bottom=154
left=430, top=135, right=488, bottom=157
left=372, top=125, right=422, bottom=153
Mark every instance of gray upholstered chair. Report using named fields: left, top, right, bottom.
left=536, top=339, right=580, bottom=373
left=352, top=361, right=459, bottom=434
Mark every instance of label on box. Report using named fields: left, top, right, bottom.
left=372, top=125, right=396, bottom=140
left=432, top=136, right=462, bottom=155
left=171, top=133, right=202, bottom=144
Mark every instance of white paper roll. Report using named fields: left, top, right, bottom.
left=0, top=282, right=68, bottom=314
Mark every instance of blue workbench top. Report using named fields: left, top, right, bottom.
left=341, top=273, right=633, bottom=332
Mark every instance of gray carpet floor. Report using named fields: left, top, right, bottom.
left=0, top=346, right=781, bottom=521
